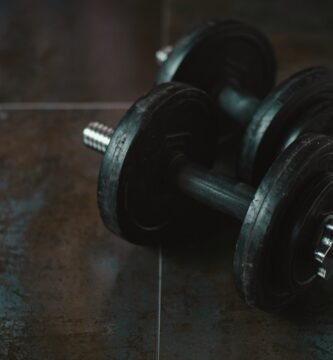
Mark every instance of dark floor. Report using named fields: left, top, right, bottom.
left=1, top=1, right=333, bottom=359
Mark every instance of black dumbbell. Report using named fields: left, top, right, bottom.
left=156, top=20, right=333, bottom=185
left=156, top=19, right=276, bottom=126
left=83, top=83, right=333, bottom=311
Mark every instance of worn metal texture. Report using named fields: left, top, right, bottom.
left=0, top=0, right=333, bottom=359
left=160, top=238, right=333, bottom=360
left=0, top=111, right=158, bottom=359
left=160, top=3, right=333, bottom=359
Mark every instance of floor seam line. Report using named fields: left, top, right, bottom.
left=156, top=0, right=170, bottom=357
left=156, top=246, right=163, bottom=360
left=0, top=102, right=133, bottom=111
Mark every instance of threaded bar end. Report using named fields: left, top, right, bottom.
left=155, top=45, right=173, bottom=65
left=83, top=122, right=114, bottom=153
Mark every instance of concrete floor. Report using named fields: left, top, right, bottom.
left=1, top=1, right=333, bottom=359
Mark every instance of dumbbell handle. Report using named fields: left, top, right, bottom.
left=218, top=87, right=261, bottom=125
left=175, top=163, right=254, bottom=220
left=84, top=122, right=333, bottom=279
left=175, top=157, right=333, bottom=280
left=156, top=46, right=261, bottom=125
left=83, top=122, right=255, bottom=221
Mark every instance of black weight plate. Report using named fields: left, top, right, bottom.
left=240, top=66, right=333, bottom=185
left=234, top=134, right=333, bottom=311
left=98, top=83, right=219, bottom=245
left=156, top=19, right=276, bottom=124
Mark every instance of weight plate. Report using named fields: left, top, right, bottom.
left=98, top=83, right=219, bottom=245
left=234, top=134, right=333, bottom=311
left=156, top=19, right=276, bottom=125
left=240, top=66, right=333, bottom=185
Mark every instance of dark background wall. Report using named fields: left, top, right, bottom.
left=0, top=1, right=333, bottom=360
left=0, top=0, right=332, bottom=101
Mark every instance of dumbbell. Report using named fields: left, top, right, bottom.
left=155, top=20, right=333, bottom=185
left=156, top=19, right=276, bottom=126
left=82, top=83, right=333, bottom=311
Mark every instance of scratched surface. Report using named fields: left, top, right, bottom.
left=160, top=226, right=333, bottom=360
left=1, top=0, right=333, bottom=359
left=160, top=2, right=333, bottom=359
left=0, top=111, right=158, bottom=359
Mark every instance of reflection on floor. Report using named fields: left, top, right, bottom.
left=0, top=0, right=333, bottom=359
